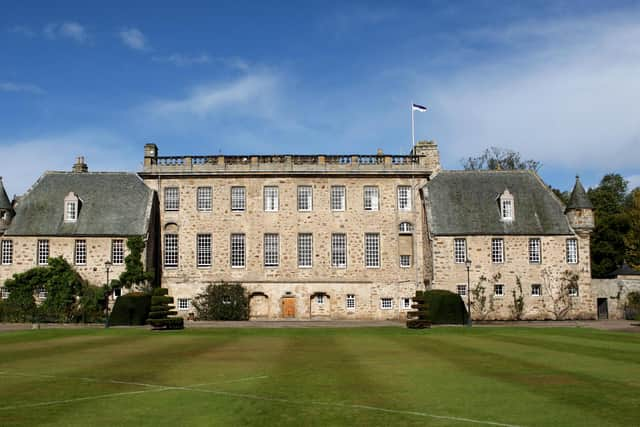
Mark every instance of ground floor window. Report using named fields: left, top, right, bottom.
left=177, top=298, right=191, bottom=310
left=37, top=287, right=47, bottom=300
left=380, top=298, right=393, bottom=309
left=0, top=287, right=9, bottom=299
left=400, top=255, right=411, bottom=268
left=401, top=298, right=412, bottom=310
left=112, top=287, right=122, bottom=299
left=316, top=294, right=325, bottom=304
left=457, top=284, right=467, bottom=296
left=346, top=294, right=355, bottom=309
left=494, top=284, right=504, bottom=297
left=531, top=284, right=542, bottom=297
left=569, top=286, right=579, bottom=297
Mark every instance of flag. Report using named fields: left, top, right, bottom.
left=412, top=103, right=427, bottom=112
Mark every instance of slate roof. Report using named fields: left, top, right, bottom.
left=566, top=176, right=593, bottom=209
left=424, top=170, right=574, bottom=236
left=5, top=172, right=153, bottom=237
left=610, top=263, right=640, bottom=277
left=0, top=177, right=11, bottom=210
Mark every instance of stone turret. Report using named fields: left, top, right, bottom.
left=566, top=175, right=594, bottom=235
left=0, top=177, right=14, bottom=235
left=144, top=143, right=158, bottom=167
left=72, top=156, right=88, bottom=173
left=413, top=140, right=441, bottom=176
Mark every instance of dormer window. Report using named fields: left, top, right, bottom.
left=64, top=192, right=80, bottom=222
left=499, top=189, right=514, bottom=221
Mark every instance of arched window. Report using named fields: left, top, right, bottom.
left=399, top=222, right=413, bottom=234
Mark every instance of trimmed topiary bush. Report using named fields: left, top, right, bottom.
left=424, top=290, right=467, bottom=325
left=192, top=282, right=248, bottom=320
left=406, top=290, right=431, bottom=329
left=147, top=288, right=184, bottom=330
left=109, top=293, right=151, bottom=326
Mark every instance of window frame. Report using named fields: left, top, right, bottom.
left=164, top=187, right=180, bottom=211
left=364, top=232, right=380, bottom=268
left=297, top=233, right=313, bottom=268
left=501, top=199, right=513, bottom=221
left=164, top=234, right=179, bottom=268
left=454, top=238, right=467, bottom=264
left=177, top=298, right=191, bottom=311
left=263, top=233, right=279, bottom=267
left=400, top=255, right=411, bottom=268
left=531, top=284, right=542, bottom=297
left=457, top=284, right=467, bottom=296
left=297, top=186, right=313, bottom=212
left=65, top=201, right=77, bottom=222
left=37, top=239, right=49, bottom=266
left=399, top=222, right=413, bottom=234
left=346, top=294, right=356, bottom=310
left=330, top=186, right=346, bottom=211
left=380, top=297, right=393, bottom=310
left=397, top=186, right=412, bottom=211
left=401, top=297, right=412, bottom=310
left=197, top=186, right=213, bottom=212
left=491, top=238, right=504, bottom=264
left=231, top=233, right=246, bottom=268
left=74, top=239, right=87, bottom=266
left=363, top=186, right=379, bottom=211
left=331, top=233, right=347, bottom=268
left=196, top=233, right=212, bottom=267
left=1, top=240, right=13, bottom=265
left=568, top=285, right=579, bottom=297
left=0, top=287, right=9, bottom=300
left=528, top=238, right=541, bottom=264
left=494, top=284, right=505, bottom=297
left=111, top=239, right=124, bottom=265
left=566, top=238, right=579, bottom=264
left=263, top=186, right=279, bottom=212
left=231, top=186, right=246, bottom=212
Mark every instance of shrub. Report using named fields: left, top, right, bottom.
left=624, top=291, right=640, bottom=320
left=109, top=293, right=152, bottom=326
left=192, top=282, right=248, bottom=320
left=424, top=290, right=467, bottom=325
left=147, top=288, right=183, bottom=330
left=406, top=290, right=431, bottom=329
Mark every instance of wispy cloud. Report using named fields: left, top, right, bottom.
left=118, top=27, right=148, bottom=51
left=0, top=82, right=44, bottom=95
left=7, top=25, right=35, bottom=37
left=0, top=130, right=138, bottom=197
left=152, top=53, right=211, bottom=66
left=43, top=21, right=88, bottom=43
left=319, top=4, right=398, bottom=37
left=145, top=70, right=281, bottom=117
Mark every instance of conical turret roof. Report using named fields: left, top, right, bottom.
left=0, top=177, right=11, bottom=210
left=566, top=176, right=593, bottom=209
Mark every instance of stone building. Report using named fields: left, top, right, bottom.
left=0, top=142, right=598, bottom=320
left=592, top=263, right=640, bottom=320
left=0, top=158, right=157, bottom=303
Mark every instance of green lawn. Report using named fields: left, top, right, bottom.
left=0, top=326, right=638, bottom=426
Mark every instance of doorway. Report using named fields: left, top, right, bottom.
left=597, top=298, right=608, bottom=320
left=281, top=297, right=296, bottom=318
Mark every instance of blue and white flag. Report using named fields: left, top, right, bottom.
left=412, top=103, right=427, bottom=112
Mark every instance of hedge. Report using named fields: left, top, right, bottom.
left=108, top=293, right=151, bottom=326
left=423, top=290, right=468, bottom=325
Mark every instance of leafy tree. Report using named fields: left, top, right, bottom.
left=118, top=236, right=154, bottom=289
left=38, top=257, right=84, bottom=322
left=3, top=267, right=47, bottom=322
left=461, top=147, right=541, bottom=172
left=589, top=174, right=631, bottom=277
left=623, top=189, right=640, bottom=269
left=192, top=282, right=248, bottom=320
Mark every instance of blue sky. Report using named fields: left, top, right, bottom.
left=2, top=0, right=640, bottom=197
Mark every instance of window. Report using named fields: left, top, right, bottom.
left=37, top=287, right=47, bottom=300
left=112, top=240, right=124, bottom=265
left=197, top=234, right=212, bottom=267
left=164, top=234, right=178, bottom=268
left=298, top=233, right=313, bottom=268
left=491, top=238, right=504, bottom=263
left=0, top=287, right=9, bottom=299
left=65, top=201, right=77, bottom=222
left=231, top=233, right=245, bottom=268
left=37, top=240, right=49, bottom=266
left=401, top=298, right=412, bottom=310
left=231, top=186, right=246, bottom=212
left=381, top=298, right=393, bottom=309
left=331, top=186, right=346, bottom=211
left=398, top=186, right=411, bottom=211
left=501, top=199, right=513, bottom=221
left=568, top=286, right=579, bottom=297
left=197, top=187, right=212, bottom=211
left=531, top=284, right=542, bottom=297
left=113, top=287, right=121, bottom=298
left=164, top=187, right=179, bottom=211
left=264, top=186, right=279, bottom=212
left=177, top=298, right=191, bottom=310
left=363, top=186, right=379, bottom=211
left=400, top=255, right=411, bottom=268
left=74, top=240, right=86, bottom=265
left=529, top=238, right=541, bottom=264
left=566, top=239, right=578, bottom=264
left=331, top=233, right=347, bottom=268
left=399, top=222, right=413, bottom=234
left=297, top=186, right=313, bottom=211
left=457, top=284, right=467, bottom=296
left=264, top=234, right=279, bottom=267
left=1, top=240, right=13, bottom=265
left=494, top=284, right=504, bottom=297
left=222, top=296, right=231, bottom=305
left=454, top=238, right=467, bottom=263
left=346, top=294, right=356, bottom=309
left=365, top=233, right=380, bottom=268
left=316, top=294, right=325, bottom=304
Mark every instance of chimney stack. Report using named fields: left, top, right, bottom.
left=72, top=156, right=88, bottom=173
left=413, top=140, right=441, bottom=176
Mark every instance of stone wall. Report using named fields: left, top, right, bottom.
left=430, top=234, right=596, bottom=320
left=143, top=175, right=429, bottom=320
left=592, top=277, right=640, bottom=319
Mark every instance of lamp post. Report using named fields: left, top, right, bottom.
left=465, top=258, right=472, bottom=327
left=104, top=260, right=112, bottom=328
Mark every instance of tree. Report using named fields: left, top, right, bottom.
left=461, top=147, right=541, bottom=172
left=38, top=257, right=84, bottom=322
left=406, top=290, right=431, bottom=329
left=147, top=288, right=183, bottom=330
left=192, top=282, right=248, bottom=320
left=118, top=236, right=154, bottom=289
left=589, top=174, right=631, bottom=277
left=623, top=189, right=640, bottom=269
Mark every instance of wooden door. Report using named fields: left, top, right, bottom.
left=282, top=298, right=296, bottom=318
left=597, top=298, right=608, bottom=320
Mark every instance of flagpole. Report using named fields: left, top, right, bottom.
left=411, top=101, right=415, bottom=153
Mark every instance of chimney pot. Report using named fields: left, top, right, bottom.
left=72, top=156, right=88, bottom=173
